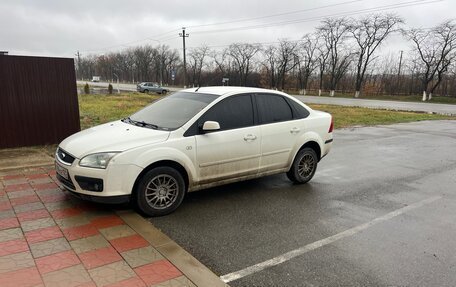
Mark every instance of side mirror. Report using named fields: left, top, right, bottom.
left=202, top=121, right=220, bottom=132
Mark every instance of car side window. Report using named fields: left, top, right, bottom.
left=199, top=94, right=254, bottom=132
left=286, top=98, right=310, bottom=119
left=256, top=94, right=293, bottom=124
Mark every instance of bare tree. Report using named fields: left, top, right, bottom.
left=275, top=40, right=299, bottom=90
left=350, top=14, right=403, bottom=97
left=133, top=45, right=155, bottom=82
left=188, top=45, right=210, bottom=87
left=316, top=43, right=330, bottom=96
left=406, top=20, right=456, bottom=100
left=318, top=18, right=352, bottom=97
left=228, top=43, right=261, bottom=86
left=163, top=49, right=180, bottom=85
left=156, top=45, right=170, bottom=85
left=262, top=45, right=278, bottom=88
left=296, top=34, right=318, bottom=95
left=211, top=49, right=229, bottom=75
left=75, top=15, right=456, bottom=96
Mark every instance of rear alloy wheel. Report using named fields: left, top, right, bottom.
left=162, top=90, right=167, bottom=95
left=144, top=89, right=149, bottom=93
left=286, top=147, right=318, bottom=184
left=136, top=167, right=186, bottom=216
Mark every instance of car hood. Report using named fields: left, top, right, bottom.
left=59, top=120, right=170, bottom=158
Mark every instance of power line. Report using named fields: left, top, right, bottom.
left=80, top=0, right=442, bottom=54
left=187, top=0, right=365, bottom=28
left=191, top=0, right=442, bottom=35
left=81, top=28, right=180, bottom=53
left=81, top=1, right=366, bottom=53
left=187, top=39, right=302, bottom=50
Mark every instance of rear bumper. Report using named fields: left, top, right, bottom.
left=321, top=137, right=333, bottom=159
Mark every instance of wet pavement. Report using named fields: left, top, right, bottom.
left=150, top=120, right=456, bottom=286
left=0, top=166, right=212, bottom=287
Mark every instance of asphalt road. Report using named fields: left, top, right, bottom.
left=294, top=95, right=456, bottom=116
left=150, top=120, right=456, bottom=287
left=77, top=81, right=181, bottom=92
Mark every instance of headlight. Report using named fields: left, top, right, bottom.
left=79, top=152, right=119, bottom=169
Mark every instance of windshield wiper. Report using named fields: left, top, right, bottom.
left=137, top=121, right=158, bottom=129
left=121, top=117, right=133, bottom=124
left=122, top=117, right=159, bottom=129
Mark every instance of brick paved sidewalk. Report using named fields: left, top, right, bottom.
left=0, top=166, right=196, bottom=287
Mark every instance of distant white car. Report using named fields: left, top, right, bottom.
left=55, top=87, right=333, bottom=216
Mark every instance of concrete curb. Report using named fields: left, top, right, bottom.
left=0, top=161, right=54, bottom=172
left=117, top=210, right=228, bottom=287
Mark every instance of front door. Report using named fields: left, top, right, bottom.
left=195, top=94, right=261, bottom=183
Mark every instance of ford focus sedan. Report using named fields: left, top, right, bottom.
left=55, top=87, right=333, bottom=216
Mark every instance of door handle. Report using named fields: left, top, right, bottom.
left=290, top=127, right=300, bottom=134
left=244, top=134, right=257, bottom=141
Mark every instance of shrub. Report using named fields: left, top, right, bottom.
left=108, top=84, right=113, bottom=94
left=84, top=83, right=90, bottom=94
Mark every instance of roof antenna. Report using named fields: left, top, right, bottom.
left=195, top=85, right=201, bottom=92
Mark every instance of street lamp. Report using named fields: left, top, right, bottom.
left=113, top=73, right=120, bottom=94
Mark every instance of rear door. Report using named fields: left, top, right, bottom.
left=194, top=94, right=261, bottom=183
left=255, top=94, right=306, bottom=172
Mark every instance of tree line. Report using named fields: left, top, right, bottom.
left=76, top=14, right=456, bottom=100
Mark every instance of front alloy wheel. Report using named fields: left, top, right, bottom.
left=287, top=147, right=318, bottom=184
left=136, top=167, right=186, bottom=216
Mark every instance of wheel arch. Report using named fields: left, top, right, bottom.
left=299, top=141, right=321, bottom=161
left=131, top=160, right=190, bottom=197
left=287, top=139, right=322, bottom=173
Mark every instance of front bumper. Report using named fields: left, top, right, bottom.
left=65, top=187, right=130, bottom=204
left=55, top=157, right=143, bottom=204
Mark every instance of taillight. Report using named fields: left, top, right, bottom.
left=328, top=117, right=334, bottom=133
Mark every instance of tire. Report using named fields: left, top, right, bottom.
left=135, top=167, right=186, bottom=216
left=286, top=147, right=318, bottom=184
left=162, top=90, right=167, bottom=95
left=144, top=89, right=149, bottom=93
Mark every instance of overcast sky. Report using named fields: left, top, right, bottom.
left=1, top=0, right=452, bottom=59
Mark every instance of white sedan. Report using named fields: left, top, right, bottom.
left=55, top=87, right=333, bottom=216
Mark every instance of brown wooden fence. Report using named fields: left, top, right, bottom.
left=0, top=55, right=80, bottom=148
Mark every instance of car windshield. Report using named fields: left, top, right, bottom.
left=127, top=92, right=219, bottom=130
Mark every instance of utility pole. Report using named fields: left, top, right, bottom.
left=397, top=50, right=403, bottom=76
left=75, top=51, right=81, bottom=80
left=179, top=27, right=189, bottom=88
left=397, top=50, right=403, bottom=95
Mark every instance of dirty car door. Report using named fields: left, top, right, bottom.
left=195, top=94, right=260, bottom=183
